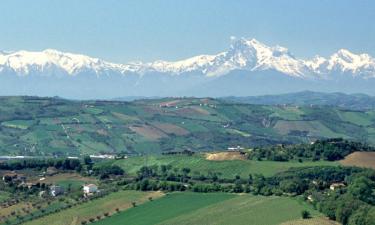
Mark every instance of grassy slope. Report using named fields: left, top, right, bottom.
left=0, top=97, right=375, bottom=155
left=0, top=191, right=10, bottom=202
left=0, top=96, right=374, bottom=156
left=112, top=154, right=338, bottom=177
left=94, top=192, right=233, bottom=225
left=23, top=191, right=163, bottom=225
left=94, top=193, right=321, bottom=225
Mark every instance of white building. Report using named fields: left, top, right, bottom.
left=50, top=185, right=64, bottom=197
left=83, top=184, right=98, bottom=195
left=330, top=183, right=346, bottom=191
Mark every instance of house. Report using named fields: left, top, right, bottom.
left=18, top=182, right=36, bottom=189
left=2, top=172, right=18, bottom=181
left=50, top=185, right=64, bottom=197
left=83, top=184, right=98, bottom=195
left=330, top=183, right=346, bottom=191
left=39, top=191, right=47, bottom=198
left=227, top=146, right=244, bottom=151
left=89, top=154, right=115, bottom=159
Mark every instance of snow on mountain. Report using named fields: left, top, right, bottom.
left=144, top=38, right=309, bottom=77
left=0, top=38, right=375, bottom=79
left=143, top=38, right=375, bottom=78
left=327, top=49, right=375, bottom=77
left=0, top=49, right=141, bottom=76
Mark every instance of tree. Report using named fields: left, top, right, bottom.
left=348, top=177, right=375, bottom=204
left=83, top=156, right=92, bottom=165
left=348, top=206, right=371, bottom=225
left=248, top=174, right=253, bottom=185
left=335, top=194, right=363, bottom=225
left=139, top=179, right=150, bottom=191
left=301, top=210, right=310, bottom=219
left=233, top=180, right=244, bottom=193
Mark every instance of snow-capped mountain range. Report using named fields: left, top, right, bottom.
left=1, top=38, right=375, bottom=78
left=1, top=38, right=375, bottom=99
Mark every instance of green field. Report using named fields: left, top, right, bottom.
left=112, top=154, right=338, bottom=178
left=23, top=190, right=163, bottom=225
left=0, top=96, right=375, bottom=156
left=94, top=192, right=321, bottom=225
left=0, top=191, right=10, bottom=202
left=1, top=119, right=34, bottom=130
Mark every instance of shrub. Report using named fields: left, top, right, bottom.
left=301, top=210, right=311, bottom=219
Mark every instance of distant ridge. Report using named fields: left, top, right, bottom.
left=223, top=91, right=375, bottom=111
left=1, top=38, right=375, bottom=98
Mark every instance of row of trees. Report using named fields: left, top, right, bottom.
left=0, top=158, right=82, bottom=171
left=248, top=138, right=375, bottom=161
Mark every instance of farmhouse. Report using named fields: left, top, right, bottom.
left=89, top=154, right=115, bottom=159
left=227, top=146, right=244, bottom=151
left=83, top=184, right=98, bottom=195
left=2, top=171, right=27, bottom=184
left=330, top=183, right=346, bottom=191
left=50, top=185, right=64, bottom=197
left=2, top=172, right=18, bottom=181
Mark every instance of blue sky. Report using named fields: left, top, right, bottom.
left=1, top=0, right=374, bottom=63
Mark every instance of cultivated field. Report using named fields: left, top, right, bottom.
left=1, top=96, right=375, bottom=156
left=112, top=154, right=338, bottom=178
left=23, top=191, right=163, bottom=225
left=340, top=151, right=375, bottom=169
left=280, top=217, right=341, bottom=225
left=94, top=193, right=321, bottom=225
left=205, top=151, right=246, bottom=161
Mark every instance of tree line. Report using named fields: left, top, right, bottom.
left=248, top=138, right=374, bottom=162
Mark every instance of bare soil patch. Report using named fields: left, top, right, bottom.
left=205, top=151, right=246, bottom=161
left=152, top=122, right=189, bottom=136
left=159, top=100, right=182, bottom=107
left=130, top=125, right=168, bottom=140
left=340, top=151, right=375, bottom=169
left=175, top=106, right=210, bottom=117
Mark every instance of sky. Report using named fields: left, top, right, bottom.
left=0, top=0, right=374, bottom=63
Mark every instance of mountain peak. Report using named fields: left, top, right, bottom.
left=0, top=37, right=374, bottom=79
left=43, top=48, right=62, bottom=54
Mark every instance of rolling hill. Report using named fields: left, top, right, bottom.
left=223, top=91, right=375, bottom=110
left=0, top=96, right=375, bottom=156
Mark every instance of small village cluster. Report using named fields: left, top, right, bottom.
left=2, top=172, right=98, bottom=198
left=50, top=183, right=98, bottom=197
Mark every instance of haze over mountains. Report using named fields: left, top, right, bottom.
left=224, top=91, right=375, bottom=111
left=1, top=38, right=375, bottom=99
